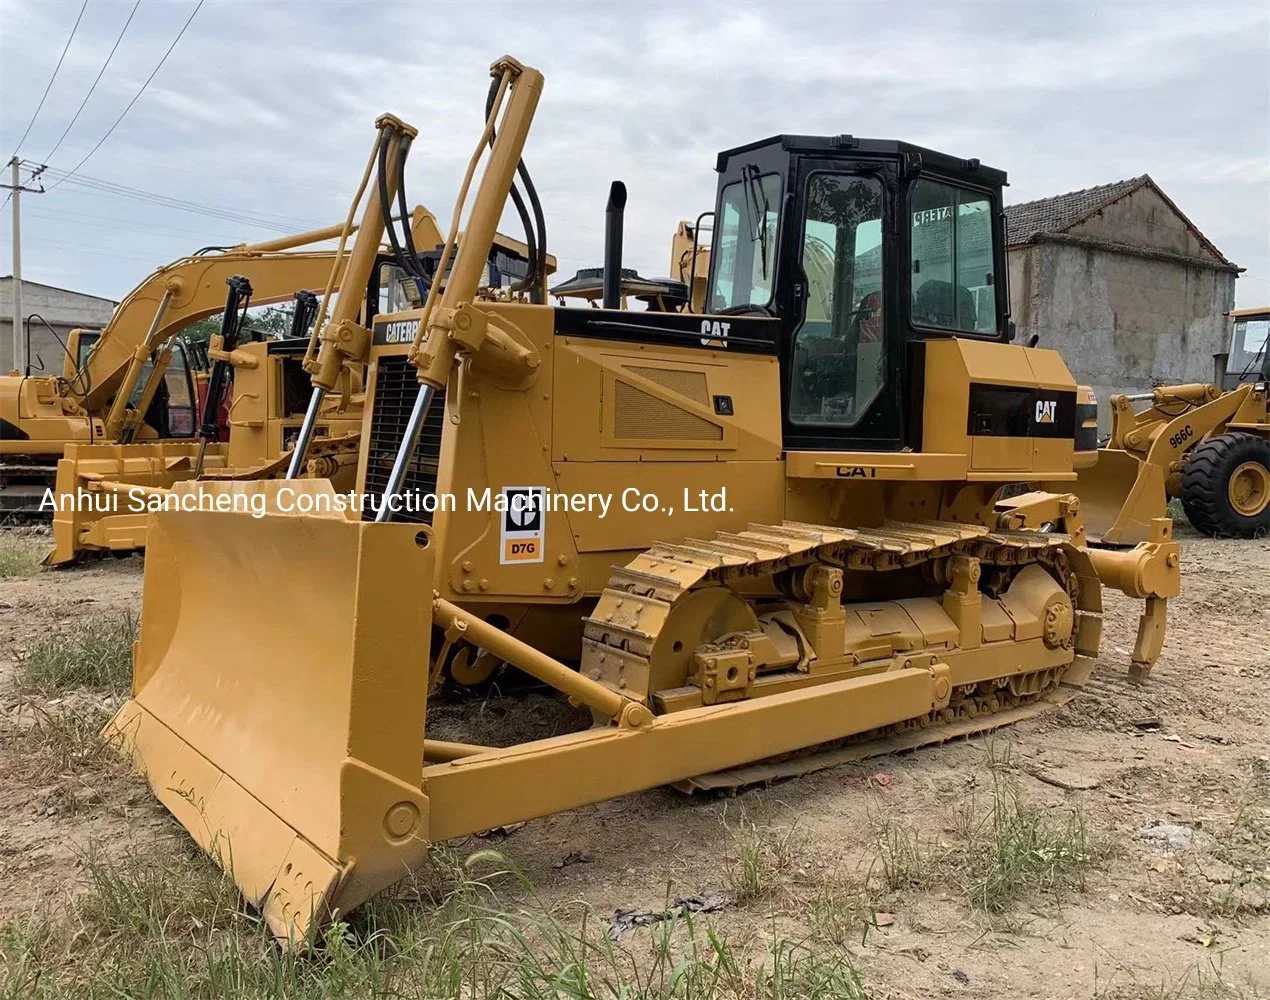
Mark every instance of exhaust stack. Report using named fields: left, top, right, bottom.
left=603, top=180, right=627, bottom=309
left=1213, top=351, right=1229, bottom=388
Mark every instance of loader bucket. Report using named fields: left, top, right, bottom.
left=106, top=481, right=435, bottom=944
left=1064, top=447, right=1167, bottom=546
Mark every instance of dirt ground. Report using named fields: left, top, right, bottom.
left=1, top=526, right=1267, bottom=998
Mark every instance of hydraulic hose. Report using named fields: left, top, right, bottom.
left=377, top=129, right=423, bottom=291
left=393, top=140, right=429, bottom=294
left=484, top=76, right=544, bottom=302
left=517, top=158, right=547, bottom=303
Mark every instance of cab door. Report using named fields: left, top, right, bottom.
left=779, top=161, right=902, bottom=452
left=163, top=341, right=199, bottom=438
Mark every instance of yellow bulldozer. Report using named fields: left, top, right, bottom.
left=107, top=56, right=1181, bottom=944
left=1056, top=308, right=1268, bottom=543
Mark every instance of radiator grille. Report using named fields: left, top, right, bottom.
left=613, top=380, right=722, bottom=441
left=363, top=355, right=446, bottom=523
left=623, top=366, right=709, bottom=406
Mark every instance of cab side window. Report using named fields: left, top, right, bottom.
left=788, top=173, right=885, bottom=428
left=164, top=344, right=197, bottom=437
left=910, top=180, right=997, bottom=334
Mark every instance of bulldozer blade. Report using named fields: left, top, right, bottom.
left=1060, top=448, right=1167, bottom=546
left=105, top=482, right=435, bottom=945
left=46, top=442, right=230, bottom=566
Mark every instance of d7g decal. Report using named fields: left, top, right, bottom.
left=500, top=486, right=546, bottom=564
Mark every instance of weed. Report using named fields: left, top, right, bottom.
left=809, top=883, right=872, bottom=947
left=1207, top=785, right=1270, bottom=918
left=867, top=772, right=1110, bottom=913
left=21, top=611, right=137, bottom=694
left=956, top=774, right=1111, bottom=912
left=982, top=733, right=1016, bottom=772
left=0, top=701, right=119, bottom=785
left=74, top=839, right=243, bottom=944
left=721, top=805, right=798, bottom=903
left=0, top=533, right=45, bottom=579
left=873, top=819, right=935, bottom=891
left=760, top=937, right=869, bottom=999
left=1094, top=954, right=1255, bottom=999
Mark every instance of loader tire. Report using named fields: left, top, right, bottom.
left=1180, top=433, right=1270, bottom=538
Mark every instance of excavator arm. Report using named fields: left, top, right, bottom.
left=80, top=244, right=355, bottom=438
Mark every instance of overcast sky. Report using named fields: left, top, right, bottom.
left=2, top=0, right=1267, bottom=312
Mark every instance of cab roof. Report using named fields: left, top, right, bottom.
left=715, top=134, right=1007, bottom=187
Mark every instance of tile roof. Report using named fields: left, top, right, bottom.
left=1004, top=174, right=1231, bottom=266
left=1005, top=176, right=1149, bottom=245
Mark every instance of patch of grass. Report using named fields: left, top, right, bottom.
left=21, top=611, right=137, bottom=694
left=1207, top=785, right=1270, bottom=919
left=0, top=702, right=119, bottom=785
left=0, top=843, right=872, bottom=1000
left=873, top=819, right=936, bottom=891
left=75, top=839, right=243, bottom=945
left=809, top=883, right=875, bottom=948
left=0, top=532, right=46, bottom=579
left=721, top=806, right=798, bottom=903
left=955, top=774, right=1111, bottom=912
left=866, top=773, right=1111, bottom=914
left=1095, top=955, right=1256, bottom=999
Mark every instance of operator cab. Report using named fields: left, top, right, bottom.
left=707, top=135, right=1009, bottom=452
left=1226, top=308, right=1269, bottom=391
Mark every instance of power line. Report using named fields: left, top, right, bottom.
left=24, top=204, right=252, bottom=242
left=47, top=0, right=205, bottom=190
left=41, top=165, right=323, bottom=232
left=9, top=0, right=90, bottom=158
left=43, top=0, right=142, bottom=163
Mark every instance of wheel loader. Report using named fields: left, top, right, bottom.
left=1052, top=308, right=1268, bottom=543
left=106, top=56, right=1181, bottom=945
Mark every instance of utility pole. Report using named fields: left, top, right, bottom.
left=3, top=157, right=46, bottom=374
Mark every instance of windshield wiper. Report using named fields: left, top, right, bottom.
left=742, top=164, right=770, bottom=281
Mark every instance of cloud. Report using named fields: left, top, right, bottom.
left=0, top=0, right=1265, bottom=308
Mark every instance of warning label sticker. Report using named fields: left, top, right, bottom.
left=499, top=486, right=546, bottom=564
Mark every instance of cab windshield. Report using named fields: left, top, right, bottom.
left=709, top=168, right=781, bottom=312
left=1231, top=313, right=1269, bottom=376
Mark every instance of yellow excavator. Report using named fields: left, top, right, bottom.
left=1053, top=308, right=1268, bottom=543
left=42, top=209, right=554, bottom=564
left=107, top=56, right=1181, bottom=944
left=0, top=226, right=378, bottom=516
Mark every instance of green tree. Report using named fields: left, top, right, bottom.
left=182, top=305, right=299, bottom=344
